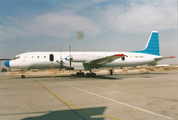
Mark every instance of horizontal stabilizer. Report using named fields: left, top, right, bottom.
left=155, top=56, right=176, bottom=61
left=0, top=59, right=11, bottom=60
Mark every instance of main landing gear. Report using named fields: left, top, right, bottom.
left=76, top=70, right=96, bottom=77
left=76, top=71, right=85, bottom=76
left=108, top=68, right=114, bottom=75
left=110, top=69, right=113, bottom=75
left=86, top=73, right=96, bottom=77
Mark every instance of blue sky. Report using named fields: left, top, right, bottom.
left=0, top=0, right=177, bottom=65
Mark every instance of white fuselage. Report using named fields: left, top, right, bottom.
left=9, top=51, right=162, bottom=70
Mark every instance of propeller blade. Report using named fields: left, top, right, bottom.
left=69, top=45, right=71, bottom=57
left=50, top=62, right=55, bottom=78
left=60, top=49, right=63, bottom=69
left=69, top=45, right=72, bottom=68
left=60, top=49, right=62, bottom=59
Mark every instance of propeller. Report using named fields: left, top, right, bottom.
left=60, top=49, right=63, bottom=69
left=69, top=45, right=72, bottom=68
left=63, top=45, right=73, bottom=70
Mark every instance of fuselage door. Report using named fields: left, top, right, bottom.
left=49, top=54, right=54, bottom=61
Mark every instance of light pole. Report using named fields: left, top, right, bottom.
left=77, top=31, right=84, bottom=51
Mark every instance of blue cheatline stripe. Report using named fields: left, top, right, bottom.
left=132, top=32, right=160, bottom=56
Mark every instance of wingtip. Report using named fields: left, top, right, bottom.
left=170, top=56, right=176, bottom=58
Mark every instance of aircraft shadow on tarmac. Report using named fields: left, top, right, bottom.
left=17, top=74, right=121, bottom=80
left=12, top=72, right=168, bottom=80
left=21, top=107, right=106, bottom=120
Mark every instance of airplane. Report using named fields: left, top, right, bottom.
left=4, top=31, right=175, bottom=78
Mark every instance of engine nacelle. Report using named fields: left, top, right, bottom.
left=65, top=55, right=88, bottom=62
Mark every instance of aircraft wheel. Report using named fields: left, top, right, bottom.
left=86, top=73, right=90, bottom=77
left=80, top=72, right=85, bottom=76
left=91, top=73, right=96, bottom=77
left=86, top=73, right=96, bottom=77
left=76, top=72, right=85, bottom=76
left=21, top=75, right=25, bottom=79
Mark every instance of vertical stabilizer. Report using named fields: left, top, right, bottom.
left=133, top=31, right=160, bottom=56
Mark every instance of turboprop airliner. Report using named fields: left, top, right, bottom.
left=4, top=31, right=175, bottom=78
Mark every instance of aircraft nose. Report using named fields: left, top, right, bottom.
left=4, top=61, right=10, bottom=67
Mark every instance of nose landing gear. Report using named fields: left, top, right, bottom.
left=21, top=75, right=25, bottom=79
left=21, top=70, right=25, bottom=79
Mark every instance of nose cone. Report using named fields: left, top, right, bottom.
left=4, top=61, right=10, bottom=67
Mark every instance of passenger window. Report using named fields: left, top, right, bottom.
left=44, top=56, right=46, bottom=58
left=49, top=54, right=54, bottom=61
left=37, top=56, right=39, bottom=58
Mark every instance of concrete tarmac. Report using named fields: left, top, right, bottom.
left=0, top=71, right=177, bottom=120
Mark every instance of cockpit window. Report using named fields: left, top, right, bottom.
left=13, top=56, right=20, bottom=60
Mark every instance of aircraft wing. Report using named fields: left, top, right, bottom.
left=84, top=54, right=126, bottom=65
left=0, top=59, right=11, bottom=60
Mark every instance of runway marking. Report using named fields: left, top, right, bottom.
left=34, top=79, right=122, bottom=120
left=63, top=84, right=174, bottom=120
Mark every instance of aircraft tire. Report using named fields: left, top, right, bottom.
left=86, top=73, right=96, bottom=77
left=91, top=73, right=96, bottom=77
left=80, top=72, right=85, bottom=76
left=21, top=75, right=25, bottom=79
left=86, top=73, right=90, bottom=77
left=76, top=72, right=85, bottom=76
